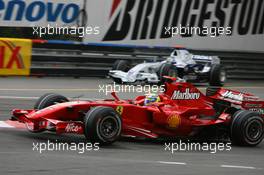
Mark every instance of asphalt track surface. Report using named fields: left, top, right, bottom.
left=0, top=77, right=264, bottom=175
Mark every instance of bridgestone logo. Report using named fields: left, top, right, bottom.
left=171, top=89, right=200, bottom=100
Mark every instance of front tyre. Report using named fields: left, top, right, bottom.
left=34, top=93, right=69, bottom=110
left=209, top=64, right=226, bottom=86
left=84, top=106, right=122, bottom=145
left=112, top=60, right=130, bottom=72
left=230, top=110, right=264, bottom=146
left=112, top=77, right=123, bottom=84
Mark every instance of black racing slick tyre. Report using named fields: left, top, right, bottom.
left=112, top=60, right=130, bottom=72
left=34, top=93, right=69, bottom=110
left=158, top=64, right=178, bottom=83
left=209, top=64, right=226, bottom=86
left=230, top=110, right=264, bottom=146
left=84, top=106, right=122, bottom=145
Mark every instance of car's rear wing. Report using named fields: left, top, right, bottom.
left=192, top=56, right=220, bottom=64
left=211, top=88, right=264, bottom=116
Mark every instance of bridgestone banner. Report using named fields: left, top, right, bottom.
left=0, top=0, right=263, bottom=52
left=84, top=0, right=264, bottom=52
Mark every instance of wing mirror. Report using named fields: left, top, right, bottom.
left=163, top=76, right=177, bottom=83
left=111, top=91, right=121, bottom=101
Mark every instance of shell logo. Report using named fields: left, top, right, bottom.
left=167, top=114, right=181, bottom=129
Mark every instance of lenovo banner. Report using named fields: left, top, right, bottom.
left=0, top=0, right=83, bottom=27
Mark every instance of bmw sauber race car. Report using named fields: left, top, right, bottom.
left=11, top=77, right=263, bottom=146
left=109, top=48, right=226, bottom=86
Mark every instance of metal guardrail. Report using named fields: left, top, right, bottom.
left=31, top=41, right=264, bottom=79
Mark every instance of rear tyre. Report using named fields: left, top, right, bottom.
left=230, top=110, right=264, bottom=146
left=84, top=106, right=122, bottom=145
left=209, top=64, right=226, bottom=86
left=112, top=60, right=130, bottom=72
left=34, top=93, right=69, bottom=110
left=158, top=64, right=178, bottom=83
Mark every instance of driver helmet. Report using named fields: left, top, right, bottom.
left=144, top=93, right=160, bottom=106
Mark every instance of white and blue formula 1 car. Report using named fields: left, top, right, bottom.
left=109, top=48, right=226, bottom=86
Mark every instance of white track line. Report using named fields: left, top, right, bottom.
left=158, top=161, right=261, bottom=170
left=0, top=96, right=39, bottom=100
left=0, top=96, right=102, bottom=101
left=158, top=161, right=186, bottom=165
left=220, top=165, right=257, bottom=169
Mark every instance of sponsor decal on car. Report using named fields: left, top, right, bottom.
left=221, top=90, right=243, bottom=101
left=65, top=123, right=82, bottom=133
left=249, top=108, right=264, bottom=114
left=244, top=103, right=263, bottom=108
left=167, top=114, right=181, bottom=129
left=171, top=89, right=200, bottom=100
left=25, top=122, right=34, bottom=131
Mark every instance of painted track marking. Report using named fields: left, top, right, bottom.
left=158, top=161, right=186, bottom=165
left=158, top=161, right=262, bottom=170
left=0, top=96, right=39, bottom=100
left=0, top=96, right=102, bottom=101
left=220, top=165, right=257, bottom=169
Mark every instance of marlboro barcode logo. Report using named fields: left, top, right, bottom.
left=171, top=89, right=200, bottom=100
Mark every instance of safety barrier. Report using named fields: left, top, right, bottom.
left=0, top=38, right=32, bottom=76
left=1, top=38, right=263, bottom=80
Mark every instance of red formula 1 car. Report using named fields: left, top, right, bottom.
left=12, top=77, right=264, bottom=146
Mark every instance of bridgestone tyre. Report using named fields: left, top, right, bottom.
left=84, top=106, right=122, bottom=145
left=112, top=60, right=131, bottom=72
left=34, top=93, right=69, bottom=110
left=209, top=64, right=226, bottom=86
left=230, top=110, right=264, bottom=146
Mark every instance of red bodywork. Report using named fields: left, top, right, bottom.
left=12, top=79, right=264, bottom=139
